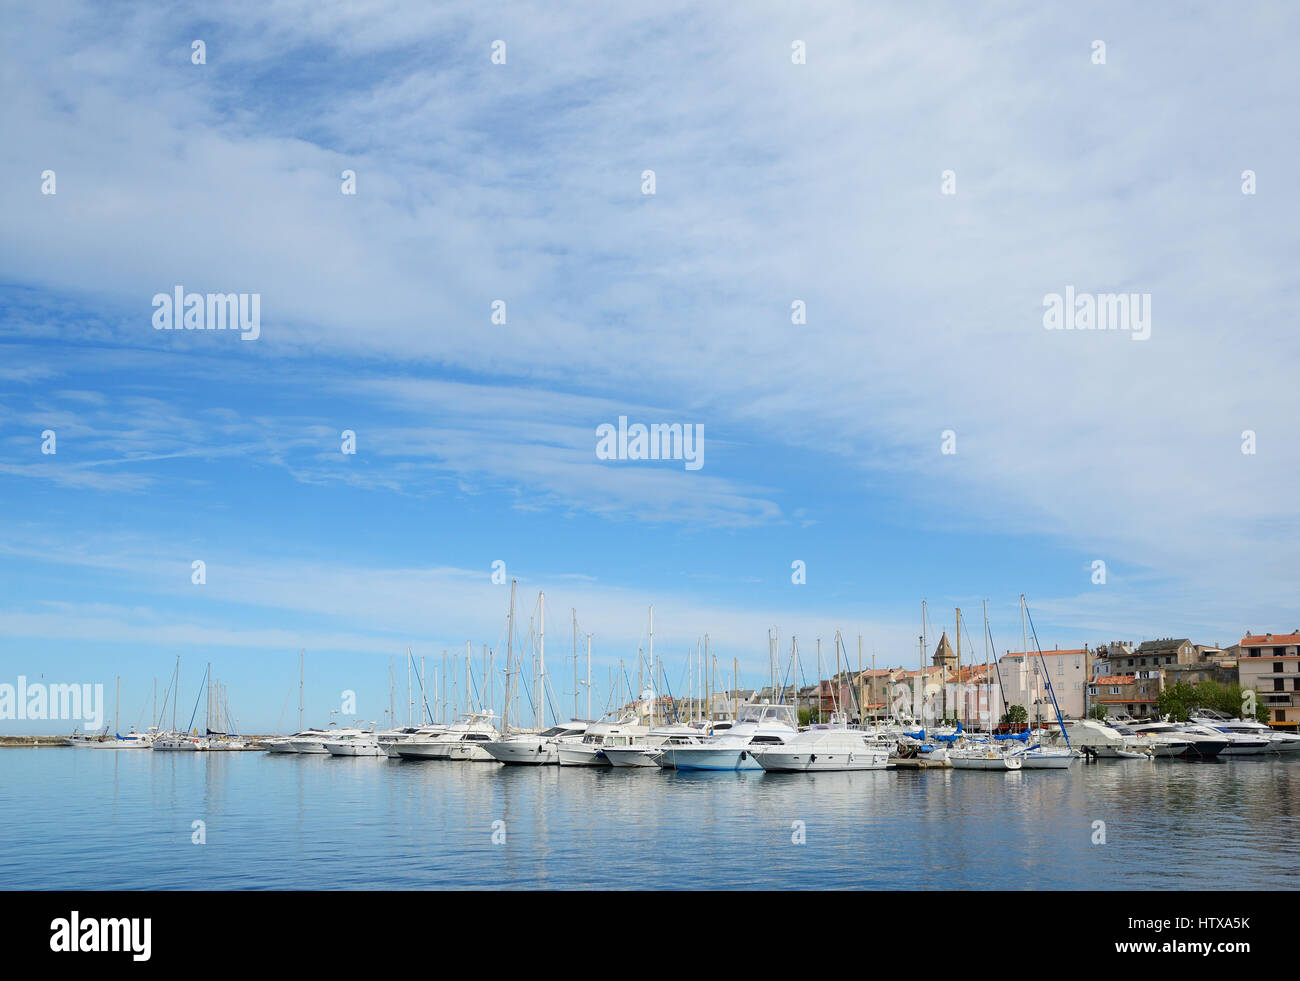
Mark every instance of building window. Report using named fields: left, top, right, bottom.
left=1274, top=662, right=1284, bottom=673
left=1275, top=679, right=1285, bottom=692
left=1277, top=710, right=1287, bottom=722
left=1109, top=687, right=1121, bottom=695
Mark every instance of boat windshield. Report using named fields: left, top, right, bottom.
left=736, top=704, right=797, bottom=727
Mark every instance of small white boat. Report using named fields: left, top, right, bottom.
left=84, top=726, right=158, bottom=750
left=1013, top=744, right=1077, bottom=769
left=948, top=746, right=1023, bottom=770
left=151, top=732, right=210, bottom=752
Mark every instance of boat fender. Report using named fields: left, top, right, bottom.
left=809, top=754, right=817, bottom=762
left=848, top=753, right=854, bottom=764
left=738, top=750, right=747, bottom=761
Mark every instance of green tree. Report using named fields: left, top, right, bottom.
left=1000, top=704, right=1027, bottom=726
left=1157, top=682, right=1196, bottom=721
left=1088, top=704, right=1108, bottom=720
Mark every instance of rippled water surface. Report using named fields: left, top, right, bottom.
left=3, top=749, right=1297, bottom=889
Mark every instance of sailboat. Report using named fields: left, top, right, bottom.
left=949, top=602, right=1022, bottom=771
left=151, top=658, right=210, bottom=751
left=85, top=678, right=154, bottom=749
left=1007, top=596, right=1077, bottom=770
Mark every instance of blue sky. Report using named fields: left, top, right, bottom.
left=2, top=2, right=1298, bottom=733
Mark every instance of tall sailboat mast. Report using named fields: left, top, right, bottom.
left=297, top=649, right=304, bottom=733
left=537, top=593, right=545, bottom=729
left=648, top=606, right=654, bottom=728
left=504, top=579, right=515, bottom=731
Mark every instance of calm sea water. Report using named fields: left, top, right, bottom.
left=2, top=749, right=1296, bottom=889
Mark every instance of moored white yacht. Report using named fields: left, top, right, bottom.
left=1048, top=719, right=1152, bottom=758
left=394, top=713, right=499, bottom=761
left=1126, top=720, right=1226, bottom=760
left=1178, top=721, right=1269, bottom=756
left=557, top=715, right=650, bottom=767
left=602, top=723, right=704, bottom=768
left=1189, top=711, right=1297, bottom=753
left=324, top=732, right=392, bottom=757
left=657, top=703, right=797, bottom=771
left=263, top=729, right=332, bottom=753
left=290, top=727, right=367, bottom=754
left=757, top=721, right=891, bottom=772
left=483, top=721, right=590, bottom=765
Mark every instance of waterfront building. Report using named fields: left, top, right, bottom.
left=1088, top=673, right=1160, bottom=718
left=1237, top=631, right=1300, bottom=730
left=998, top=647, right=1092, bottom=720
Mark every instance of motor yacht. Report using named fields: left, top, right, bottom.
left=483, top=721, right=590, bottom=765
left=601, top=723, right=704, bottom=768
left=394, top=713, right=499, bottom=761
left=656, top=703, right=797, bottom=771
left=1190, top=711, right=1300, bottom=753
left=557, top=715, right=650, bottom=766
left=756, top=723, right=891, bottom=772
left=262, top=729, right=333, bottom=753
left=1177, top=721, right=1269, bottom=756
left=324, top=732, right=392, bottom=757
left=289, top=727, right=367, bottom=754
left=1126, top=721, right=1226, bottom=760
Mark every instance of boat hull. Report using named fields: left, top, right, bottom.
left=949, top=755, right=1022, bottom=770
left=1018, top=752, right=1075, bottom=769
left=393, top=742, right=453, bottom=760
left=326, top=742, right=384, bottom=757
left=557, top=744, right=610, bottom=767
left=758, top=749, right=889, bottom=772
left=444, top=742, right=496, bottom=762
left=660, top=747, right=764, bottom=771
left=601, top=747, right=662, bottom=768
left=484, top=741, right=559, bottom=765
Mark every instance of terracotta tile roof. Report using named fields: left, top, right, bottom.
left=1241, top=632, right=1300, bottom=646
left=1092, top=675, right=1134, bottom=685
